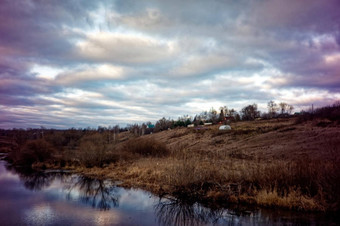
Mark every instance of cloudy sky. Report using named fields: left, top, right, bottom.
left=1, top=0, right=340, bottom=129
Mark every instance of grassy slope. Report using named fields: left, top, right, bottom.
left=76, top=118, right=340, bottom=211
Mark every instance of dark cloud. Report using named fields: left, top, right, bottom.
left=250, top=0, right=340, bottom=34
left=0, top=0, right=339, bottom=128
left=0, top=0, right=98, bottom=67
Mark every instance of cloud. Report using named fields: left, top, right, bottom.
left=168, top=54, right=233, bottom=77
left=75, top=32, right=177, bottom=65
left=0, top=75, right=58, bottom=98
left=55, top=64, right=127, bottom=85
left=0, top=0, right=339, bottom=128
left=249, top=0, right=340, bottom=34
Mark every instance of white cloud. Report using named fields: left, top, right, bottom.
left=169, top=54, right=233, bottom=77
left=75, top=31, right=178, bottom=65
left=324, top=53, right=340, bottom=64
left=1, top=0, right=340, bottom=128
left=31, top=64, right=64, bottom=79
left=55, top=64, right=126, bottom=85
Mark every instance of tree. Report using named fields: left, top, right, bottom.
left=229, top=108, right=236, bottom=116
left=241, top=104, right=260, bottom=120
left=174, top=115, right=192, bottom=128
left=279, top=102, right=288, bottom=115
left=218, top=108, right=225, bottom=122
left=193, top=114, right=204, bottom=126
left=218, top=106, right=230, bottom=122
left=267, top=100, right=278, bottom=118
left=155, top=117, right=173, bottom=132
left=288, top=105, right=294, bottom=114
left=208, top=108, right=218, bottom=124
left=277, top=102, right=295, bottom=116
left=198, top=111, right=208, bottom=122
left=155, top=117, right=168, bottom=132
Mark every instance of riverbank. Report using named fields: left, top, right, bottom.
left=3, top=160, right=338, bottom=226
left=2, top=117, right=340, bottom=212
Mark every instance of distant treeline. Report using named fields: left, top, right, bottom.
left=1, top=101, right=339, bottom=136
left=0, top=102, right=339, bottom=212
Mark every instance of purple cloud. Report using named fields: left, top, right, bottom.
left=0, top=0, right=339, bottom=128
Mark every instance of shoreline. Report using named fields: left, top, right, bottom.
left=25, top=160, right=328, bottom=213
left=2, top=117, right=340, bottom=213
left=2, top=153, right=337, bottom=213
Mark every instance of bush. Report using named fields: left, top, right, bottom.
left=124, top=137, right=169, bottom=157
left=13, top=139, right=55, bottom=166
left=78, top=134, right=107, bottom=167
left=296, top=103, right=340, bottom=123
left=44, top=131, right=66, bottom=149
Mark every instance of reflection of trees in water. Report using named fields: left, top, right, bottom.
left=3, top=163, right=336, bottom=225
left=21, top=172, right=57, bottom=191
left=5, top=164, right=119, bottom=210
left=155, top=197, right=256, bottom=226
left=5, top=164, right=64, bottom=191
left=155, top=196, right=328, bottom=225
left=65, top=176, right=119, bottom=210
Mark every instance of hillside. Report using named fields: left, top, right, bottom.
left=150, top=117, right=340, bottom=162
left=75, top=117, right=340, bottom=212
left=2, top=117, right=340, bottom=212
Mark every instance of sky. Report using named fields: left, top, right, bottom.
left=1, top=0, right=340, bottom=129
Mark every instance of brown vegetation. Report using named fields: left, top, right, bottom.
left=1, top=116, right=340, bottom=212
left=124, top=137, right=169, bottom=157
left=9, top=139, right=56, bottom=166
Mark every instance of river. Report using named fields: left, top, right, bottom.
left=0, top=159, right=338, bottom=225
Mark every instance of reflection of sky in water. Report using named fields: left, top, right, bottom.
left=0, top=170, right=19, bottom=181
left=118, top=188, right=158, bottom=210
left=0, top=160, right=338, bottom=226
left=0, top=161, right=157, bottom=225
left=24, top=204, right=56, bottom=225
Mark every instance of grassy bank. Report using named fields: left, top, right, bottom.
left=2, top=117, right=340, bottom=212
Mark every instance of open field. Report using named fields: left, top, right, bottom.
left=2, top=117, right=340, bottom=212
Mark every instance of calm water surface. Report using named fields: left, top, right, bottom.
left=0, top=159, right=338, bottom=226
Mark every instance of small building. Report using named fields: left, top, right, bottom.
left=204, top=122, right=213, bottom=126
left=187, top=124, right=195, bottom=128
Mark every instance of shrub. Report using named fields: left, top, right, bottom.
left=78, top=133, right=107, bottom=167
left=13, top=139, right=55, bottom=166
left=44, top=131, right=66, bottom=149
left=124, top=137, right=169, bottom=157
left=296, top=102, right=340, bottom=123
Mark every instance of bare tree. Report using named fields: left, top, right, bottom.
left=288, top=105, right=294, bottom=114
left=155, top=117, right=173, bottom=132
left=208, top=108, right=218, bottom=124
left=241, top=104, right=260, bottom=120
left=279, top=102, right=288, bottom=115
left=267, top=100, right=278, bottom=118
left=218, top=108, right=225, bottom=122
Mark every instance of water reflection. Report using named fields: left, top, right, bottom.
left=64, top=176, right=119, bottom=210
left=5, top=164, right=62, bottom=191
left=155, top=197, right=255, bottom=226
left=5, top=164, right=119, bottom=210
left=155, top=196, right=340, bottom=226
left=1, top=161, right=339, bottom=225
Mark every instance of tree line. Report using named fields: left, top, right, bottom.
left=0, top=101, right=294, bottom=137
left=147, top=100, right=295, bottom=132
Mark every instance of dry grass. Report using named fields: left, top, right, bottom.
left=123, top=137, right=169, bottom=157
left=4, top=118, right=340, bottom=212
left=255, top=189, right=319, bottom=211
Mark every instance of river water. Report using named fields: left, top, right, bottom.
left=0, top=159, right=338, bottom=226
